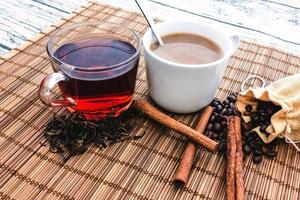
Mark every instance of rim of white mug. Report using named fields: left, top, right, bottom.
left=142, top=20, right=237, bottom=68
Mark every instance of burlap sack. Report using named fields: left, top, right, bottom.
left=236, top=73, right=300, bottom=144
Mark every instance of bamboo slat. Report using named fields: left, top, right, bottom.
left=0, top=1, right=300, bottom=200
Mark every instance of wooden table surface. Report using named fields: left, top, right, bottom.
left=0, top=0, right=299, bottom=56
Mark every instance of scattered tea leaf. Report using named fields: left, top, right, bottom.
left=43, top=108, right=144, bottom=161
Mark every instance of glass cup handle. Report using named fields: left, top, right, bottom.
left=38, top=71, right=77, bottom=107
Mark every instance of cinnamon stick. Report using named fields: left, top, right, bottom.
left=226, top=116, right=236, bottom=200
left=173, top=142, right=196, bottom=187
left=234, top=117, right=245, bottom=200
left=132, top=99, right=218, bottom=152
left=173, top=106, right=214, bottom=187
left=227, top=116, right=244, bottom=200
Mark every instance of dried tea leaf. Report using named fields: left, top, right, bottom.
left=43, top=108, right=145, bottom=161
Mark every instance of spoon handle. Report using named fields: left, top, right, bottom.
left=135, top=0, right=164, bottom=46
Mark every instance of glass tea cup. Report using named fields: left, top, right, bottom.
left=39, top=21, right=141, bottom=120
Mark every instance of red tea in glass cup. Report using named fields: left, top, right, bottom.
left=39, top=22, right=141, bottom=120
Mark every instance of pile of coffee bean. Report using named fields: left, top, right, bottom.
left=240, top=100, right=281, bottom=163
left=205, top=93, right=239, bottom=154
left=205, top=93, right=282, bottom=164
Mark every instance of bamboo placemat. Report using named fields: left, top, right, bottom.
left=1, top=1, right=300, bottom=200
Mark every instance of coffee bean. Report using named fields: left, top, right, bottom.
left=218, top=143, right=224, bottom=152
left=220, top=138, right=226, bottom=143
left=216, top=105, right=223, bottom=113
left=221, top=108, right=227, bottom=115
left=266, top=151, right=277, bottom=158
left=206, top=123, right=212, bottom=131
left=219, top=132, right=225, bottom=139
left=213, top=122, right=222, bottom=133
left=243, top=144, right=251, bottom=154
left=215, top=114, right=223, bottom=121
left=209, top=132, right=214, bottom=138
left=213, top=98, right=221, bottom=103
left=226, top=108, right=233, bottom=116
left=248, top=135, right=258, bottom=143
left=221, top=115, right=227, bottom=120
left=256, top=140, right=264, bottom=146
left=229, top=102, right=235, bottom=109
left=222, top=127, right=227, bottom=133
left=223, top=99, right=229, bottom=105
left=212, top=133, right=219, bottom=140
left=258, top=110, right=266, bottom=115
left=245, top=105, right=253, bottom=112
left=251, top=113, right=260, bottom=122
left=206, top=131, right=213, bottom=138
left=209, top=115, right=215, bottom=123
left=265, top=107, right=274, bottom=115
left=221, top=120, right=227, bottom=127
left=211, top=101, right=219, bottom=108
left=251, top=115, right=260, bottom=126
left=250, top=131, right=259, bottom=138
left=249, top=112, right=255, bottom=118
left=253, top=149, right=262, bottom=156
left=257, top=102, right=267, bottom=110
left=259, top=115, right=269, bottom=123
left=250, top=140, right=259, bottom=149
left=245, top=137, right=252, bottom=144
left=218, top=143, right=227, bottom=153
left=242, top=122, right=252, bottom=132
left=256, top=109, right=264, bottom=115
left=274, top=107, right=281, bottom=113
left=253, top=155, right=263, bottom=163
left=204, top=131, right=210, bottom=136
left=262, top=146, right=270, bottom=154
left=227, top=95, right=237, bottom=103
left=265, top=144, right=274, bottom=151
left=232, top=109, right=240, bottom=116
left=243, top=131, right=250, bottom=138
left=243, top=111, right=251, bottom=116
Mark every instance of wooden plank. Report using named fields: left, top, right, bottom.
left=0, top=0, right=87, bottom=55
left=0, top=0, right=299, bottom=56
left=100, top=0, right=300, bottom=54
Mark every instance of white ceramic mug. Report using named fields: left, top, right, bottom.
left=142, top=20, right=240, bottom=113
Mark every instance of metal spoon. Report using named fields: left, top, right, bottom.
left=135, top=0, right=164, bottom=46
